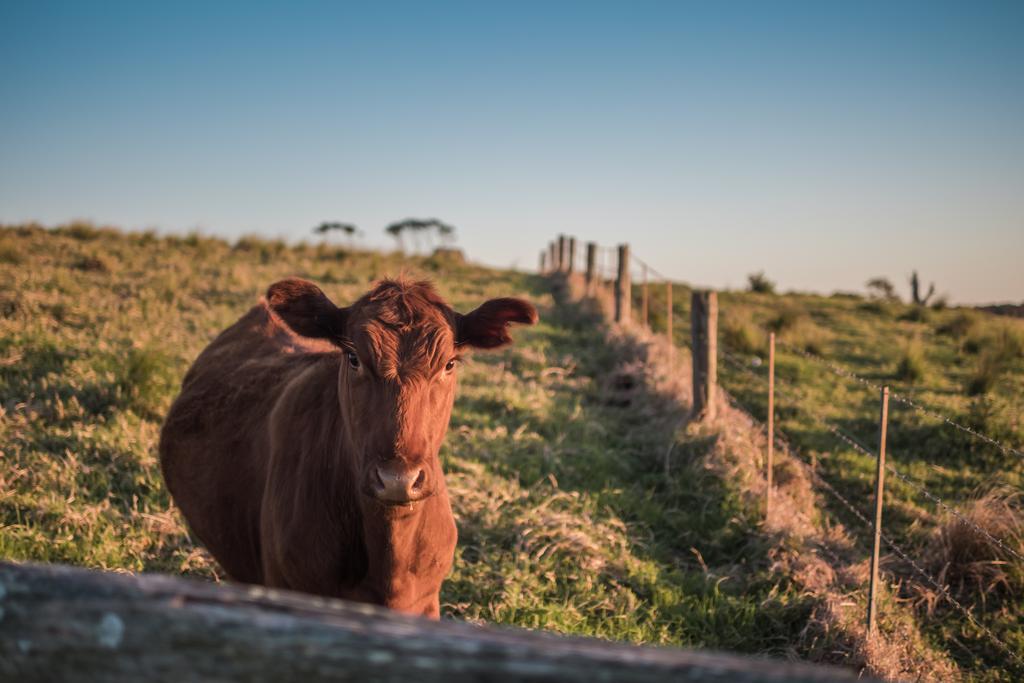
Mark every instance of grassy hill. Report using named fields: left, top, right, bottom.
left=631, top=277, right=1024, bottom=679
left=1, top=223, right=1021, bottom=680
left=0, top=224, right=811, bottom=650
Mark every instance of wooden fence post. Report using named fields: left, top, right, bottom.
left=614, top=244, right=631, bottom=324
left=666, top=282, right=674, bottom=369
left=641, top=265, right=649, bottom=327
left=766, top=332, right=775, bottom=520
left=548, top=242, right=556, bottom=273
left=557, top=235, right=567, bottom=272
left=666, top=281, right=673, bottom=340
left=568, top=237, right=577, bottom=274
left=867, top=386, right=890, bottom=637
left=539, top=251, right=547, bottom=273
left=690, top=291, right=718, bottom=420
left=585, top=242, right=597, bottom=293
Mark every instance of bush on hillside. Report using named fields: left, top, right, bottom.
left=898, top=305, right=931, bottom=323
left=721, top=313, right=765, bottom=356
left=895, top=338, right=927, bottom=383
left=866, top=276, right=900, bottom=302
left=937, top=311, right=981, bottom=340
left=747, top=271, right=776, bottom=294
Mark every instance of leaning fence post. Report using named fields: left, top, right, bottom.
left=557, top=235, right=567, bottom=272
left=766, top=332, right=776, bottom=520
left=614, top=244, right=631, bottom=324
left=690, top=290, right=718, bottom=420
left=867, top=386, right=890, bottom=637
left=585, top=243, right=597, bottom=293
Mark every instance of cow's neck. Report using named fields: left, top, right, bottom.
left=359, top=479, right=453, bottom=609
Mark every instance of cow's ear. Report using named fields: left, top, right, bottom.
left=265, top=278, right=348, bottom=341
left=456, top=298, right=538, bottom=349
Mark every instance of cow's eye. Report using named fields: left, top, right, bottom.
left=444, top=358, right=458, bottom=374
left=346, top=351, right=361, bottom=370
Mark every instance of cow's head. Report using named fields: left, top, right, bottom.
left=266, top=277, right=537, bottom=507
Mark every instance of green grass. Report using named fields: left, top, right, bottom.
left=696, top=286, right=1024, bottom=681
left=0, top=224, right=828, bottom=664
left=11, top=224, right=1023, bottom=678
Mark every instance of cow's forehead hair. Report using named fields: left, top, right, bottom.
left=350, top=278, right=456, bottom=380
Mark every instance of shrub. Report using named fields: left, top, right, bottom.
left=963, top=330, right=1021, bottom=395
left=866, top=277, right=899, bottom=302
left=767, top=307, right=827, bottom=354
left=858, top=299, right=892, bottom=316
left=53, top=220, right=118, bottom=241
left=0, top=242, right=23, bottom=265
left=71, top=255, right=110, bottom=273
left=992, top=324, right=1024, bottom=360
left=962, top=321, right=1024, bottom=358
left=747, top=271, right=775, bottom=294
left=767, top=306, right=804, bottom=334
left=936, top=311, right=980, bottom=340
left=898, top=305, right=931, bottom=323
left=895, top=338, right=927, bottom=383
left=57, top=220, right=101, bottom=240
left=721, top=314, right=765, bottom=355
left=966, top=352, right=1004, bottom=395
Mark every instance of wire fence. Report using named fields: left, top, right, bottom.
left=541, top=235, right=1024, bottom=675
left=773, top=338, right=1024, bottom=460
left=717, top=348, right=1024, bottom=671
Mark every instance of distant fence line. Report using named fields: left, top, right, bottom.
left=539, top=235, right=1023, bottom=675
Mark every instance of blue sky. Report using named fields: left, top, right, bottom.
left=2, top=1, right=1022, bottom=303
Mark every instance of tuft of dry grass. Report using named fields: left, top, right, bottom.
left=920, top=488, right=1024, bottom=608
left=721, top=309, right=766, bottom=356
left=894, top=337, right=928, bottom=383
left=767, top=306, right=828, bottom=355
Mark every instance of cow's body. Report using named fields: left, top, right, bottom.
left=160, top=278, right=535, bottom=617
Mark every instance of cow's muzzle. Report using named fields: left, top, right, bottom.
left=367, top=460, right=431, bottom=504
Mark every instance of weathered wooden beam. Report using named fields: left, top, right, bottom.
left=0, top=562, right=867, bottom=682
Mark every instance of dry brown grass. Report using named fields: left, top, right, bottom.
left=918, top=488, right=1024, bottom=610
left=565, top=272, right=958, bottom=681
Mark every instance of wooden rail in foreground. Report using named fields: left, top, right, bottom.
left=0, top=562, right=869, bottom=682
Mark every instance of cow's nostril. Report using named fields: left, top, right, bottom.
left=411, top=469, right=426, bottom=491
left=373, top=466, right=386, bottom=490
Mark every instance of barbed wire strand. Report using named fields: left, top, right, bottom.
left=630, top=252, right=673, bottom=283
left=558, top=243, right=1023, bottom=669
left=824, top=423, right=1024, bottom=568
left=719, top=346, right=1024, bottom=567
left=718, top=354, right=1024, bottom=670
left=723, top=384, right=1024, bottom=671
left=773, top=338, right=1024, bottom=460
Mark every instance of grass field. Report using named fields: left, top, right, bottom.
left=0, top=225, right=814, bottom=650
left=629, top=276, right=1024, bottom=680
left=2, top=223, right=1021, bottom=680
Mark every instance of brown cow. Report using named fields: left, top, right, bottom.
left=159, top=277, right=537, bottom=618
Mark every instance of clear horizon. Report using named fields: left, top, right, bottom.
left=2, top=2, right=1022, bottom=304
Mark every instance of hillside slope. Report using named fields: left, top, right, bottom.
left=1, top=224, right=1005, bottom=680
